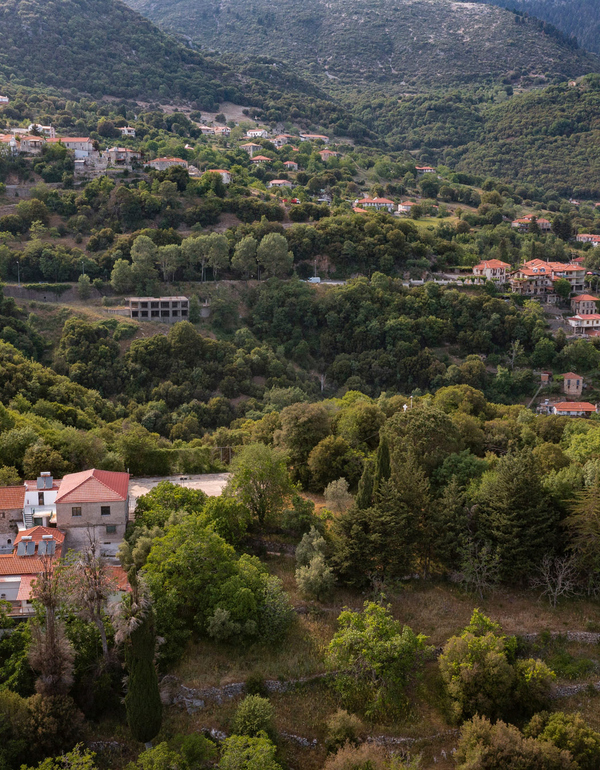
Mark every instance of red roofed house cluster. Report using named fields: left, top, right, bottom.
left=472, top=259, right=511, bottom=283
left=0, top=469, right=129, bottom=616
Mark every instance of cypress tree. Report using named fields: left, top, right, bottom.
left=373, top=434, right=391, bottom=494
left=125, top=610, right=162, bottom=745
left=355, top=460, right=375, bottom=509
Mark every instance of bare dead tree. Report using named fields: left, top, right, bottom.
left=531, top=554, right=579, bottom=608
left=65, top=530, right=117, bottom=661
left=459, top=539, right=501, bottom=601
left=29, top=553, right=74, bottom=696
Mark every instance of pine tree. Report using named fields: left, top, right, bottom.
left=566, top=477, right=600, bottom=589
left=477, top=449, right=558, bottom=583
left=125, top=609, right=162, bottom=745
left=355, top=460, right=374, bottom=509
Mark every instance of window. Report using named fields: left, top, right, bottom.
left=38, top=492, right=44, bottom=506
left=72, top=507, right=82, bottom=517
left=101, top=506, right=111, bottom=517
left=106, top=525, right=116, bottom=534
left=0, top=512, right=4, bottom=519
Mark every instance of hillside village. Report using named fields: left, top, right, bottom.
left=2, top=1, right=600, bottom=764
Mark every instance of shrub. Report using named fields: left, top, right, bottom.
left=326, top=602, right=431, bottom=718
left=455, top=716, right=576, bottom=770
left=231, top=695, right=275, bottom=739
left=296, top=526, right=327, bottom=567
left=325, top=710, right=365, bottom=752
left=27, top=694, right=84, bottom=759
left=296, top=553, right=335, bottom=601
left=218, top=733, right=281, bottom=770
left=324, top=478, right=353, bottom=513
left=525, top=712, right=600, bottom=770
left=439, top=610, right=554, bottom=723
left=322, top=742, right=415, bottom=770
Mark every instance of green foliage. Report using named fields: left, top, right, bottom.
left=227, top=444, right=293, bottom=526
left=455, top=715, right=577, bottom=770
left=525, top=712, right=600, bottom=770
left=232, top=695, right=275, bottom=739
left=439, top=610, right=554, bottom=723
left=324, top=709, right=365, bottom=753
left=124, top=611, right=162, bottom=745
left=21, top=744, right=98, bottom=770
left=326, top=602, right=431, bottom=718
left=218, top=733, right=282, bottom=770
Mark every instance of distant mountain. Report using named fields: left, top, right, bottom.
left=124, top=0, right=600, bottom=93
left=470, top=0, right=600, bottom=56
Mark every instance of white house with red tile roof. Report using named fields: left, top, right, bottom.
left=567, top=314, right=600, bottom=334
left=197, top=125, right=215, bottom=135
left=146, top=157, right=188, bottom=171
left=0, top=526, right=64, bottom=616
left=0, top=96, right=9, bottom=104
left=251, top=155, right=272, bottom=165
left=571, top=294, right=599, bottom=315
left=0, top=135, right=18, bottom=155
left=415, top=166, right=436, bottom=175
left=355, top=197, right=395, bottom=212
left=268, top=179, right=293, bottom=188
left=119, top=126, right=136, bottom=138
left=397, top=201, right=418, bottom=214
left=55, top=469, right=130, bottom=549
left=512, top=215, right=552, bottom=233
left=550, top=402, right=597, bottom=417
left=47, top=137, right=95, bottom=157
left=206, top=169, right=231, bottom=184
left=576, top=234, right=600, bottom=246
left=19, top=135, right=45, bottom=155
left=283, top=160, right=299, bottom=171
left=214, top=126, right=231, bottom=137
left=472, top=259, right=511, bottom=283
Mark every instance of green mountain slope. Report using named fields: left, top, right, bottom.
left=0, top=0, right=238, bottom=107
left=471, top=0, right=600, bottom=56
left=456, top=77, right=600, bottom=196
left=124, top=0, right=600, bottom=92
left=0, top=0, right=367, bottom=134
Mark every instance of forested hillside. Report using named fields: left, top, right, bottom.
left=456, top=78, right=600, bottom=196
left=124, top=0, right=600, bottom=92
left=471, top=0, right=600, bottom=55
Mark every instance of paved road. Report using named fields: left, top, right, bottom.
left=129, top=473, right=230, bottom=511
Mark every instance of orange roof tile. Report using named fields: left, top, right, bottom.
left=573, top=294, right=599, bottom=302
left=55, top=470, right=129, bottom=504
left=16, top=574, right=34, bottom=602
left=553, top=402, right=596, bottom=411
left=0, top=486, right=25, bottom=510
left=14, top=526, right=64, bottom=545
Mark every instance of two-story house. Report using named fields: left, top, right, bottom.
left=0, top=527, right=64, bottom=617
left=355, top=197, right=395, bottom=212
left=576, top=234, right=600, bottom=247
left=571, top=294, right=599, bottom=315
left=54, top=469, right=130, bottom=549
left=561, top=372, right=584, bottom=398
left=472, top=259, right=511, bottom=283
left=0, top=486, right=25, bottom=553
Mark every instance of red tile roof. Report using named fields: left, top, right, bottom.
left=573, top=295, right=599, bottom=302
left=474, top=260, right=510, bottom=269
left=553, top=402, right=596, bottom=411
left=0, top=486, right=25, bottom=510
left=357, top=197, right=394, bottom=205
left=16, top=574, right=34, bottom=602
left=14, top=526, right=64, bottom=545
left=55, top=470, right=129, bottom=504
left=251, top=155, right=271, bottom=161
left=0, top=557, right=46, bottom=576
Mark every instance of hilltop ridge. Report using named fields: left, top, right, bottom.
left=124, top=0, right=600, bottom=93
